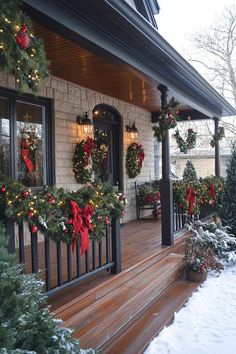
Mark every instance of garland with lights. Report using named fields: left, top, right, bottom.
left=210, top=126, right=225, bottom=147
left=0, top=180, right=127, bottom=249
left=0, top=0, right=49, bottom=93
left=173, top=176, right=224, bottom=214
left=173, top=128, right=197, bottom=154
left=153, top=97, right=180, bottom=142
left=92, top=129, right=109, bottom=181
left=126, top=142, right=145, bottom=178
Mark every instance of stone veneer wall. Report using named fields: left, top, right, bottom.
left=0, top=71, right=155, bottom=222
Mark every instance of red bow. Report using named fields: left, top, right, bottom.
left=21, top=146, right=34, bottom=173
left=186, top=187, right=196, bottom=214
left=138, top=151, right=145, bottom=166
left=69, top=201, right=94, bottom=254
left=82, top=137, right=95, bottom=164
left=209, top=184, right=216, bottom=199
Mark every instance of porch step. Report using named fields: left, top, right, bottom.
left=59, top=253, right=185, bottom=350
left=101, top=277, right=200, bottom=354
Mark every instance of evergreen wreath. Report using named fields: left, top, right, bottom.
left=210, top=126, right=225, bottom=147
left=153, top=97, right=180, bottom=142
left=173, top=128, right=197, bottom=154
left=73, top=137, right=95, bottom=184
left=126, top=142, right=145, bottom=178
left=0, top=0, right=49, bottom=94
left=92, top=129, right=109, bottom=180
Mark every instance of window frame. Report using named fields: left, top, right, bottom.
left=0, top=87, right=54, bottom=189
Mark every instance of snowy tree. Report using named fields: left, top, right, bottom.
left=183, top=160, right=198, bottom=183
left=219, top=144, right=236, bottom=236
left=0, top=224, right=94, bottom=353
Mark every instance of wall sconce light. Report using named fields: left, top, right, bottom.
left=126, top=121, right=138, bottom=140
left=77, top=111, right=94, bottom=135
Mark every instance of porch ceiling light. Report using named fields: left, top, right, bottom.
left=77, top=111, right=94, bottom=135
left=126, top=121, right=138, bottom=140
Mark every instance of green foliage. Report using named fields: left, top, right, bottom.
left=126, top=143, right=145, bottom=178
left=136, top=182, right=160, bottom=206
left=186, top=220, right=236, bottom=272
left=210, top=126, right=225, bottom=147
left=0, top=0, right=49, bottom=94
left=73, top=138, right=94, bottom=184
left=153, top=97, right=179, bottom=142
left=0, top=224, right=95, bottom=353
left=173, top=128, right=197, bottom=154
left=218, top=144, right=236, bottom=236
left=182, top=160, right=198, bottom=183
left=0, top=179, right=127, bottom=244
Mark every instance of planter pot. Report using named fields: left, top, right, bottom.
left=186, top=270, right=208, bottom=282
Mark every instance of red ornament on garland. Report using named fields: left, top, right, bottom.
left=16, top=24, right=30, bottom=50
left=49, top=198, right=55, bottom=204
left=28, top=211, right=34, bottom=218
left=22, top=190, right=29, bottom=198
left=31, top=225, right=38, bottom=234
left=1, top=184, right=6, bottom=193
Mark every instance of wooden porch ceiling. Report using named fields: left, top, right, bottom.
left=33, top=22, right=164, bottom=112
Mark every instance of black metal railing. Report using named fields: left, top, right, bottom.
left=173, top=194, right=200, bottom=233
left=5, top=217, right=121, bottom=296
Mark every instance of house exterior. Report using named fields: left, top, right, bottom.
left=0, top=0, right=236, bottom=294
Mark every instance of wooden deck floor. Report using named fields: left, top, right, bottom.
left=49, top=219, right=186, bottom=310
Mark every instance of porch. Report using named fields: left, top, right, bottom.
left=47, top=219, right=198, bottom=354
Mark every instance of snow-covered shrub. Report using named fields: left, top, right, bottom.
left=185, top=220, right=236, bottom=273
left=0, top=224, right=95, bottom=354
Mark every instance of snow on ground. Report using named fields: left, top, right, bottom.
left=144, top=265, right=236, bottom=354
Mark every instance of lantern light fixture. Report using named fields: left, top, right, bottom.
left=126, top=121, right=138, bottom=140
left=77, top=111, right=94, bottom=135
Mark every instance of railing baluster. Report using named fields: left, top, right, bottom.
left=111, top=218, right=121, bottom=274
left=106, top=225, right=110, bottom=264
left=6, top=218, right=15, bottom=253
left=67, top=243, right=72, bottom=281
left=56, top=242, right=62, bottom=286
left=98, top=240, right=102, bottom=267
left=92, top=241, right=96, bottom=270
left=18, top=223, right=25, bottom=265
left=85, top=249, right=89, bottom=273
left=31, top=231, right=38, bottom=273
left=44, top=238, right=51, bottom=292
left=76, top=243, right=81, bottom=277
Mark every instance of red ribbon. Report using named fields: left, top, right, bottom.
left=82, top=137, right=95, bottom=165
left=69, top=200, right=94, bottom=254
left=21, top=142, right=34, bottom=173
left=209, top=184, right=216, bottom=199
left=186, top=187, right=196, bottom=214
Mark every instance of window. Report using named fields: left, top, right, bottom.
left=0, top=89, right=53, bottom=187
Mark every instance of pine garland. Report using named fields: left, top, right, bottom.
left=0, top=179, right=127, bottom=244
left=73, top=137, right=95, bottom=184
left=0, top=0, right=49, bottom=93
left=173, top=128, right=197, bottom=154
left=126, top=142, right=145, bottom=178
left=153, top=97, right=179, bottom=142
left=210, top=126, right=225, bottom=147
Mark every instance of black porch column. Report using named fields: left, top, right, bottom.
left=214, top=117, right=220, bottom=177
left=158, top=84, right=174, bottom=246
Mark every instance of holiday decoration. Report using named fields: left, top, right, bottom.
left=173, top=176, right=224, bottom=215
left=0, top=0, right=49, bottom=93
left=0, top=179, right=127, bottom=247
left=173, top=128, right=197, bottom=154
left=92, top=129, right=109, bottom=181
left=153, top=97, right=180, bottom=142
left=126, top=142, right=145, bottom=178
left=136, top=182, right=161, bottom=206
left=210, top=126, right=225, bottom=147
left=73, top=137, right=95, bottom=184
left=16, top=24, right=30, bottom=49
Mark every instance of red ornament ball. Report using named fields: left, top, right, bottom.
left=31, top=225, right=38, bottom=234
left=1, top=184, right=6, bottom=193
left=28, top=211, right=34, bottom=218
left=49, top=198, right=55, bottom=204
left=22, top=190, right=29, bottom=198
left=16, top=24, right=30, bottom=50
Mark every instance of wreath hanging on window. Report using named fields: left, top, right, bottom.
left=126, top=142, right=145, bottom=178
left=173, top=128, right=197, bottom=154
left=92, top=130, right=109, bottom=181
left=153, top=97, right=180, bottom=142
left=0, top=0, right=49, bottom=94
left=210, top=127, right=225, bottom=147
